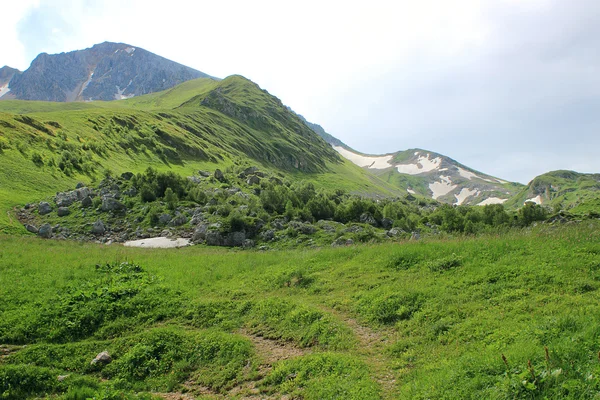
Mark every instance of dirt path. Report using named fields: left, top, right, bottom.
left=155, top=331, right=308, bottom=400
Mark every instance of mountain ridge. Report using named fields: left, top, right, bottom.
left=1, top=42, right=213, bottom=102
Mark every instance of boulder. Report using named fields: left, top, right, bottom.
left=38, top=202, right=52, bottom=215
left=90, top=351, right=112, bottom=365
left=57, top=374, right=70, bottom=382
left=261, top=229, right=275, bottom=241
left=158, top=214, right=172, bottom=225
left=38, top=224, right=52, bottom=238
left=224, top=231, right=246, bottom=247
left=124, top=187, right=137, bottom=197
left=360, top=213, right=378, bottom=226
left=246, top=175, right=260, bottom=185
left=386, top=228, right=402, bottom=237
left=55, top=191, right=78, bottom=207
left=75, top=187, right=91, bottom=200
left=411, top=232, right=420, bottom=241
left=381, top=218, right=393, bottom=230
left=169, top=213, right=187, bottom=227
left=101, top=197, right=126, bottom=212
left=57, top=207, right=71, bottom=217
left=238, top=166, right=259, bottom=178
left=81, top=196, right=93, bottom=208
left=25, top=224, right=38, bottom=234
left=198, top=170, right=211, bottom=177
left=75, top=182, right=85, bottom=189
left=192, top=224, right=209, bottom=242
left=92, top=220, right=106, bottom=235
left=214, top=169, right=225, bottom=182
left=120, top=172, right=134, bottom=181
left=206, top=231, right=224, bottom=246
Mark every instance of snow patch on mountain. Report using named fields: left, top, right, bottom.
left=0, top=83, right=10, bottom=98
left=396, top=153, right=442, bottom=175
left=333, top=146, right=393, bottom=169
left=478, top=197, right=508, bottom=205
left=525, top=195, right=543, bottom=205
left=407, top=188, right=416, bottom=194
left=455, top=188, right=479, bottom=205
left=125, top=47, right=136, bottom=54
left=429, top=176, right=457, bottom=199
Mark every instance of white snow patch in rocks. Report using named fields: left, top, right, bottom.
left=525, top=195, right=543, bottom=205
left=455, top=188, right=479, bottom=205
left=333, top=146, right=393, bottom=169
left=407, top=188, right=416, bottom=194
left=396, top=154, right=442, bottom=175
left=124, top=237, right=190, bottom=248
left=125, top=47, right=136, bottom=54
left=0, top=83, right=10, bottom=98
left=478, top=197, right=508, bottom=205
left=429, top=176, right=457, bottom=199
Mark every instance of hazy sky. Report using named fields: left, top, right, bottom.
left=1, top=0, right=599, bottom=183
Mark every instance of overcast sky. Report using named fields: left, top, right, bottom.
left=1, top=0, right=598, bottom=183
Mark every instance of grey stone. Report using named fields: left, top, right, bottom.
left=360, top=213, right=378, bottom=226
left=101, top=197, right=126, bottom=212
left=92, top=220, right=105, bottom=235
left=90, top=351, right=112, bottom=365
left=169, top=213, right=187, bottom=227
left=381, top=218, right=393, bottom=230
left=55, top=191, right=78, bottom=207
left=120, top=172, right=134, bottom=180
left=158, top=214, right=172, bottom=225
left=224, top=231, right=246, bottom=247
left=206, top=231, right=223, bottom=246
left=38, top=224, right=52, bottom=238
left=238, top=166, right=258, bottom=178
left=124, top=187, right=137, bottom=197
left=261, top=229, right=275, bottom=241
left=75, top=187, right=91, bottom=200
left=243, top=239, right=255, bottom=248
left=387, top=228, right=402, bottom=237
left=25, top=224, right=38, bottom=234
left=246, top=175, right=260, bottom=185
left=198, top=170, right=211, bottom=177
left=57, top=207, right=71, bottom=217
left=38, top=202, right=52, bottom=215
left=411, top=232, right=421, bottom=241
left=188, top=176, right=201, bottom=184
left=81, top=196, right=93, bottom=208
left=75, top=182, right=85, bottom=189
left=190, top=211, right=205, bottom=226
left=214, top=169, right=225, bottom=182
left=57, top=374, right=70, bottom=382
left=192, top=224, right=209, bottom=242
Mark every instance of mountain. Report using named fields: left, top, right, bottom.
left=0, top=75, right=400, bottom=233
left=505, top=170, right=600, bottom=214
left=0, top=42, right=212, bottom=102
left=0, top=66, right=21, bottom=98
left=304, top=124, right=524, bottom=205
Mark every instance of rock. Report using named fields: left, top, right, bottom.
left=411, top=232, right=420, bottom=241
left=190, top=211, right=205, bottom=226
left=188, top=176, right=201, bottom=184
left=272, top=219, right=286, bottom=231
left=198, top=170, right=211, bottom=177
left=345, top=239, right=354, bottom=245
left=57, top=207, right=71, bottom=217
left=75, top=187, right=91, bottom=200
left=224, top=231, right=246, bottom=247
left=57, top=374, right=70, bottom=382
left=192, top=224, right=209, bottom=242
left=381, top=218, right=393, bottom=230
left=238, top=166, right=259, bottom=178
left=169, top=213, right=187, bottom=227
left=124, top=186, right=138, bottom=197
left=38, top=202, right=52, bottom=215
left=387, top=228, right=402, bottom=237
left=91, top=351, right=112, bottom=365
left=75, top=182, right=85, bottom=189
left=160, top=229, right=172, bottom=237
left=360, top=213, right=378, bottom=226
left=246, top=175, right=260, bottom=185
left=81, top=196, right=93, bottom=208
left=92, top=220, right=105, bottom=235
left=38, top=224, right=52, bottom=238
left=158, top=214, right=172, bottom=225
left=206, top=231, right=223, bottom=246
left=25, top=224, right=38, bottom=234
left=55, top=191, right=78, bottom=207
left=261, top=229, right=275, bottom=241
left=120, top=171, right=134, bottom=180
left=101, top=197, right=126, bottom=212
left=243, top=239, right=255, bottom=248
left=214, top=169, right=225, bottom=182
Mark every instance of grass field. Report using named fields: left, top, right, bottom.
left=2, top=222, right=600, bottom=399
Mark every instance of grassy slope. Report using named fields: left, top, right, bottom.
left=1, top=222, right=599, bottom=398
left=0, top=76, right=400, bottom=232
left=506, top=170, right=600, bottom=213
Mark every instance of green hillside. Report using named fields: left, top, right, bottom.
left=505, top=170, right=600, bottom=215
left=0, top=76, right=400, bottom=233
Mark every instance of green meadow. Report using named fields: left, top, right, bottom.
left=2, top=222, right=600, bottom=399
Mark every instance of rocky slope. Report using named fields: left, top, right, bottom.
left=303, top=123, right=524, bottom=206
left=1, top=42, right=212, bottom=102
